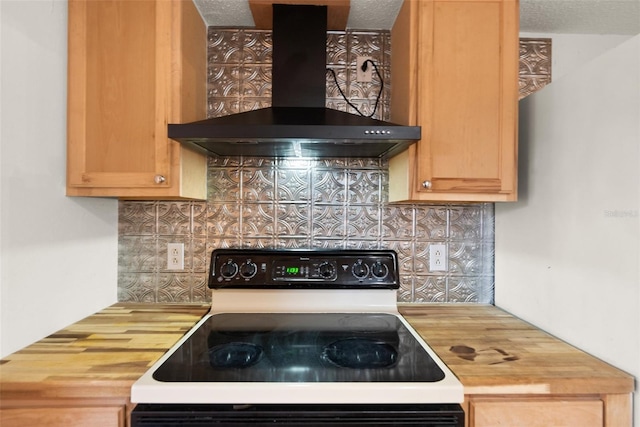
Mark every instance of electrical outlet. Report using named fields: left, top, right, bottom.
left=356, top=56, right=373, bottom=83
left=429, top=244, right=447, bottom=272
left=167, top=243, right=184, bottom=270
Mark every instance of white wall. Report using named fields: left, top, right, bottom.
left=521, top=32, right=633, bottom=80
left=496, top=35, right=640, bottom=425
left=0, top=0, right=118, bottom=358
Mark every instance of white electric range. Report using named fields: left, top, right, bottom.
left=131, top=249, right=464, bottom=426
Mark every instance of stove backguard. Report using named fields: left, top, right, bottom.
left=208, top=249, right=399, bottom=289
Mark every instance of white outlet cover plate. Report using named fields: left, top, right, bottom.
left=167, top=243, right=185, bottom=270
left=429, top=243, right=447, bottom=272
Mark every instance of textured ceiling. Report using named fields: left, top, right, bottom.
left=193, top=0, right=640, bottom=35
left=520, top=0, right=640, bottom=35
left=192, top=0, right=405, bottom=30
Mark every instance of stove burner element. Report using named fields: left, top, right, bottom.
left=209, top=342, right=263, bottom=369
left=321, top=338, right=398, bottom=369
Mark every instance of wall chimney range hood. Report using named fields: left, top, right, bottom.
left=168, top=4, right=420, bottom=159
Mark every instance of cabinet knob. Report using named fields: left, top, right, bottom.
left=422, top=180, right=432, bottom=189
left=154, top=175, right=166, bottom=184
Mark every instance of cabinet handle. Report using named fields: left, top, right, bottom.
left=422, top=180, right=432, bottom=190
left=154, top=175, right=166, bottom=184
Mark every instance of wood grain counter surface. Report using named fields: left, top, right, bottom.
left=1, top=303, right=633, bottom=403
left=398, top=304, right=634, bottom=396
left=0, top=303, right=210, bottom=403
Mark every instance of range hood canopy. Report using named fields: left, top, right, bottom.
left=169, top=4, right=420, bottom=159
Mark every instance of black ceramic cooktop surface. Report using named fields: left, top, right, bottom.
left=153, top=313, right=445, bottom=383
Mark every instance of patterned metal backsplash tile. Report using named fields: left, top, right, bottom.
left=519, top=38, right=552, bottom=99
left=118, top=31, right=551, bottom=304
left=118, top=192, right=495, bottom=304
left=119, top=158, right=494, bottom=303
left=208, top=28, right=390, bottom=120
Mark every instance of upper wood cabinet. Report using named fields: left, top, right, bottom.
left=66, top=0, right=207, bottom=199
left=389, top=0, right=519, bottom=202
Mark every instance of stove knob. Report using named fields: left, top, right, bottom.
left=371, top=261, right=389, bottom=279
left=239, top=260, right=257, bottom=279
left=220, top=260, right=238, bottom=279
left=318, top=262, right=335, bottom=279
left=352, top=260, right=369, bottom=279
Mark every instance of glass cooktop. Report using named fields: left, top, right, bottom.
left=153, top=313, right=445, bottom=383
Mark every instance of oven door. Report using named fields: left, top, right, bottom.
left=131, top=403, right=464, bottom=426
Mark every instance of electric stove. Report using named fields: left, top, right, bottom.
left=131, top=249, right=464, bottom=426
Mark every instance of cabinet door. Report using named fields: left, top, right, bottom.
left=1, top=406, right=124, bottom=427
left=470, top=399, right=603, bottom=427
left=390, top=0, right=519, bottom=202
left=66, top=0, right=207, bottom=199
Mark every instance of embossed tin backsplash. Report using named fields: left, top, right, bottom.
left=207, top=28, right=391, bottom=119
left=118, top=186, right=495, bottom=303
left=519, top=38, right=552, bottom=99
left=118, top=31, right=550, bottom=304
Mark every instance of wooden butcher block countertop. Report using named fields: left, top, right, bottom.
left=398, top=304, right=634, bottom=396
left=0, top=303, right=210, bottom=403
left=0, top=303, right=633, bottom=405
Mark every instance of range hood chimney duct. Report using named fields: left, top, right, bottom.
left=272, top=4, right=326, bottom=109
left=168, top=4, right=420, bottom=158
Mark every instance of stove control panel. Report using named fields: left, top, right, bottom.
left=209, top=249, right=399, bottom=289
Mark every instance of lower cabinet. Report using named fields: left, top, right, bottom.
left=468, top=396, right=614, bottom=427
left=1, top=405, right=125, bottom=427
left=1, top=396, right=628, bottom=427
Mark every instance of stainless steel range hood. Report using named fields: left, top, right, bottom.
left=168, top=4, right=420, bottom=159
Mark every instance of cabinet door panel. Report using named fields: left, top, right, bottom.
left=67, top=0, right=171, bottom=190
left=471, top=399, right=603, bottom=427
left=1, top=406, right=124, bottom=427
left=389, top=0, right=518, bottom=202
left=66, top=0, right=207, bottom=199
left=427, top=1, right=502, bottom=181
left=84, top=0, right=158, bottom=175
left=417, top=0, right=518, bottom=196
